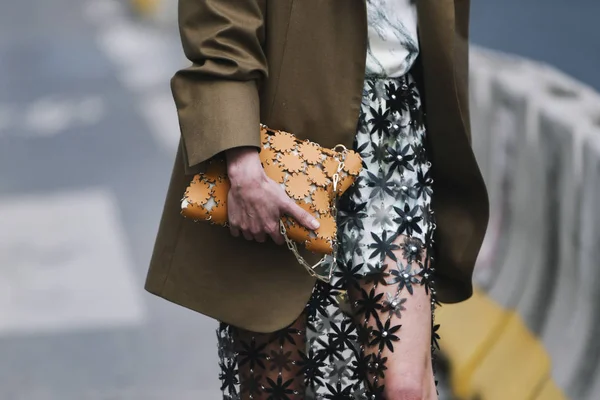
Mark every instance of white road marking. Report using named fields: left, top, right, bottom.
left=84, top=0, right=184, bottom=153
left=23, top=97, right=74, bottom=136
left=0, top=189, right=145, bottom=336
left=95, top=19, right=178, bottom=91
left=138, top=91, right=180, bottom=152
left=19, top=96, right=106, bottom=137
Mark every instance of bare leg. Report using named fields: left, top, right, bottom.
left=349, top=234, right=438, bottom=399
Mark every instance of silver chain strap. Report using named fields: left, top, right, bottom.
left=279, top=153, right=347, bottom=283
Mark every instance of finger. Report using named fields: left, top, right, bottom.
left=242, top=230, right=254, bottom=241
left=270, top=232, right=285, bottom=246
left=267, top=224, right=285, bottom=246
left=285, top=201, right=320, bottom=231
left=230, top=226, right=240, bottom=237
left=254, top=232, right=267, bottom=243
left=248, top=219, right=265, bottom=243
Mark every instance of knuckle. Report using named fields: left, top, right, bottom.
left=298, top=212, right=311, bottom=224
left=282, top=197, right=295, bottom=209
left=288, top=204, right=301, bottom=217
left=267, top=222, right=280, bottom=234
left=277, top=203, right=290, bottom=215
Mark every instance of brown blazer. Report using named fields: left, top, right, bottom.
left=145, top=0, right=489, bottom=333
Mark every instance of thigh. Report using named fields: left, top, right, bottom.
left=348, top=234, right=437, bottom=399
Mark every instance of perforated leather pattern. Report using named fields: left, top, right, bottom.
left=181, top=125, right=362, bottom=255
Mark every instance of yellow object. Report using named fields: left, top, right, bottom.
left=437, top=289, right=509, bottom=397
left=437, top=288, right=565, bottom=399
left=533, top=378, right=566, bottom=400
left=131, top=0, right=160, bottom=16
left=466, top=313, right=551, bottom=399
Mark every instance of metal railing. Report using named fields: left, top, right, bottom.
left=453, top=46, right=600, bottom=400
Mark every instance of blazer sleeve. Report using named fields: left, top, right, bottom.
left=171, top=0, right=268, bottom=170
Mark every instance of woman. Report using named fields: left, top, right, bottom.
left=145, top=0, right=489, bottom=399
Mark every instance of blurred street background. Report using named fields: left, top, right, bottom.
left=0, top=0, right=598, bottom=399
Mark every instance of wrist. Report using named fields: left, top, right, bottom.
left=226, top=147, right=264, bottom=182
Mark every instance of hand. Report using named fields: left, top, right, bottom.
left=225, top=147, right=320, bottom=244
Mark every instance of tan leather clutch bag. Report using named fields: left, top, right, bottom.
left=181, top=124, right=362, bottom=282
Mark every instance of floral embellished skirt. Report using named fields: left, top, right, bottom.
left=217, top=73, right=438, bottom=399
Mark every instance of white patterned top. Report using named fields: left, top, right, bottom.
left=366, top=0, right=419, bottom=78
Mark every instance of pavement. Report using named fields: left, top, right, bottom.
left=0, top=0, right=597, bottom=399
left=0, top=0, right=219, bottom=398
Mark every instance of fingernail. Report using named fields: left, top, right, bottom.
left=311, top=219, right=320, bottom=230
